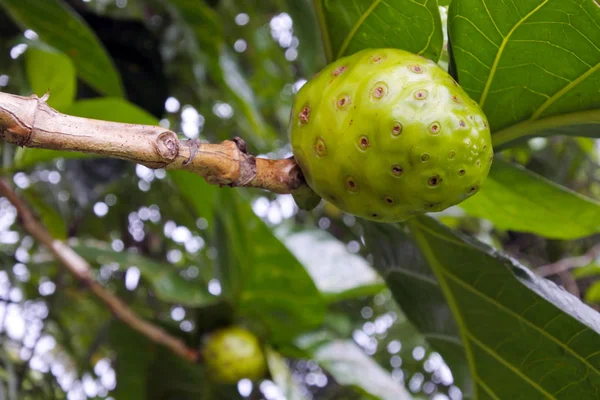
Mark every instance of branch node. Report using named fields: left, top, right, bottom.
left=155, top=130, right=180, bottom=161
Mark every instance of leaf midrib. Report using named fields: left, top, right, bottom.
left=337, top=0, right=382, bottom=59
left=479, top=0, right=549, bottom=108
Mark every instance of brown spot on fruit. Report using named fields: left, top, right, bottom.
left=369, top=55, right=386, bottom=64
left=336, top=94, right=351, bottom=109
left=299, top=105, right=311, bottom=125
left=468, top=185, right=479, bottom=195
left=459, top=120, right=466, bottom=128
left=421, top=153, right=430, bottom=162
left=384, top=195, right=394, bottom=205
left=333, top=65, right=347, bottom=76
left=459, top=169, right=466, bottom=176
left=410, top=65, right=423, bottom=74
left=371, top=82, right=388, bottom=99
left=314, top=137, right=327, bottom=157
left=452, top=95, right=461, bottom=104
left=428, top=175, right=441, bottom=187
left=371, top=213, right=379, bottom=218
left=476, top=160, right=481, bottom=167
left=359, top=135, right=370, bottom=149
left=414, top=90, right=428, bottom=100
left=429, top=122, right=441, bottom=134
left=392, top=122, right=403, bottom=136
left=391, top=165, right=403, bottom=176
left=448, top=151, right=456, bottom=159
left=345, top=176, right=359, bottom=192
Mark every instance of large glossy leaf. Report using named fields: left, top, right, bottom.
left=25, top=46, right=75, bottom=111
left=449, top=0, right=600, bottom=148
left=73, top=240, right=217, bottom=307
left=313, top=0, right=444, bottom=63
left=278, top=228, right=386, bottom=302
left=13, top=98, right=158, bottom=170
left=296, top=334, right=413, bottom=400
left=214, top=190, right=326, bottom=343
left=459, top=158, right=600, bottom=239
left=0, top=0, right=123, bottom=97
left=363, top=216, right=600, bottom=399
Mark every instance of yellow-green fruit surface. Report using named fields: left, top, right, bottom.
left=289, top=48, right=493, bottom=222
left=202, top=326, right=267, bottom=384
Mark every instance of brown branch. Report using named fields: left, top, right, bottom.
left=536, top=242, right=600, bottom=277
left=0, top=92, right=305, bottom=194
left=0, top=178, right=199, bottom=363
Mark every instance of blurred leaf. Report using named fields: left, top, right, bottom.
left=266, top=347, right=308, bottom=400
left=573, top=264, right=600, bottom=280
left=364, top=216, right=600, bottom=399
left=214, top=190, right=326, bottom=343
left=586, top=281, right=600, bottom=304
left=109, top=321, right=156, bottom=400
left=449, top=0, right=600, bottom=148
left=25, top=45, right=75, bottom=111
left=313, top=0, right=444, bottom=63
left=146, top=344, right=207, bottom=400
left=168, top=1, right=276, bottom=150
left=298, top=336, right=413, bottom=400
left=278, top=228, right=386, bottom=302
left=0, top=0, right=124, bottom=97
left=73, top=240, right=217, bottom=307
left=168, top=170, right=217, bottom=227
left=459, top=158, right=600, bottom=239
left=13, top=98, right=158, bottom=169
left=22, top=187, right=67, bottom=240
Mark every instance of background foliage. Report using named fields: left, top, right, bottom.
left=0, top=0, right=599, bottom=399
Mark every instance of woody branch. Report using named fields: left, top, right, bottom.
left=0, top=91, right=306, bottom=194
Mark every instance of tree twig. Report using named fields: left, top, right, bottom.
left=536, top=243, right=600, bottom=277
left=0, top=92, right=305, bottom=194
left=0, top=178, right=199, bottom=362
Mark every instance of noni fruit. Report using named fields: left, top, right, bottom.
left=289, top=48, right=493, bottom=222
left=201, top=326, right=267, bottom=384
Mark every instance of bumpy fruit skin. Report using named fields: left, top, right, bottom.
left=201, top=326, right=267, bottom=384
left=289, top=48, right=493, bottom=222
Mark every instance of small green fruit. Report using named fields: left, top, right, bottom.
left=289, top=48, right=493, bottom=222
left=201, top=326, right=266, bottom=384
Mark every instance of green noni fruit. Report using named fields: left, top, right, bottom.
left=289, top=48, right=493, bottom=222
left=201, top=326, right=267, bottom=384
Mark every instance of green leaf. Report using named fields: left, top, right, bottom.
left=573, top=264, right=600, bottom=280
left=459, top=158, right=600, bottom=239
left=297, top=335, right=413, bottom=400
left=266, top=348, right=309, bottom=400
left=313, top=0, right=444, bottom=63
left=449, top=0, right=600, bottom=148
left=109, top=321, right=156, bottom=400
left=278, top=228, right=385, bottom=302
left=13, top=98, right=158, bottom=170
left=0, top=0, right=124, bottom=97
left=73, top=240, right=217, bottom=307
left=214, top=190, right=326, bottom=343
left=364, top=217, right=600, bottom=399
left=25, top=46, right=75, bottom=111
